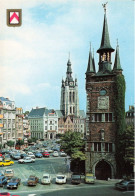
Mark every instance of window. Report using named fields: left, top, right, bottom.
left=55, top=126, right=57, bottom=130
left=105, top=143, right=108, bottom=152
left=50, top=121, right=52, bottom=125
left=69, top=92, right=72, bottom=102
left=94, top=143, right=97, bottom=151
left=73, top=92, right=75, bottom=102
left=98, top=143, right=101, bottom=151
left=45, top=126, right=47, bottom=130
left=109, top=143, right=112, bottom=152
left=109, top=113, right=112, bottom=121
left=70, top=107, right=72, bottom=114
left=50, top=126, right=52, bottom=130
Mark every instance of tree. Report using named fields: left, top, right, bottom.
left=16, top=139, right=24, bottom=146
left=123, top=124, right=134, bottom=176
left=24, top=111, right=29, bottom=116
left=6, top=140, right=15, bottom=147
left=60, top=131, right=86, bottom=173
left=114, top=74, right=126, bottom=177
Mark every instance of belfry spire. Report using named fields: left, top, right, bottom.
left=97, top=3, right=114, bottom=53
left=86, top=43, right=95, bottom=74
left=113, top=40, right=122, bottom=71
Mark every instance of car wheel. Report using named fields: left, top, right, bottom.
left=10, top=163, right=13, bottom=165
left=1, top=164, right=4, bottom=167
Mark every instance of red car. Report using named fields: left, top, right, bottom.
left=42, top=152, right=50, bottom=157
left=0, top=193, right=20, bottom=196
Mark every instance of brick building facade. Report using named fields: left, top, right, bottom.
left=85, top=6, right=124, bottom=179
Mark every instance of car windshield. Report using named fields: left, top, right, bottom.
left=72, top=175, right=80, bottom=179
left=57, top=176, right=64, bottom=179
left=43, top=176, right=49, bottom=179
left=5, top=171, right=12, bottom=173
left=29, top=177, right=35, bottom=181
left=119, top=180, right=128, bottom=185
left=11, top=178, right=17, bottom=182
left=86, top=176, right=94, bottom=179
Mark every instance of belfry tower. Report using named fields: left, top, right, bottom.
left=60, top=58, right=79, bottom=117
left=85, top=4, right=124, bottom=179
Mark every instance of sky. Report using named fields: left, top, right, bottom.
left=0, top=0, right=134, bottom=112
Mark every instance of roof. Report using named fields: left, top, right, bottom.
left=113, top=44, right=122, bottom=71
left=97, top=13, right=114, bottom=53
left=0, top=97, right=14, bottom=104
left=55, top=110, right=64, bottom=118
left=28, top=108, right=54, bottom=118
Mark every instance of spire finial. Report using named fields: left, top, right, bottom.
left=102, top=2, right=108, bottom=14
left=68, top=52, right=70, bottom=60
left=116, top=38, right=119, bottom=47
left=89, top=42, right=91, bottom=52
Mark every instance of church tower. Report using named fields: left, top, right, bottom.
left=85, top=4, right=124, bottom=179
left=60, top=58, right=79, bottom=117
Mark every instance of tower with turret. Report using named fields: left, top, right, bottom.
left=60, top=59, right=79, bottom=117
left=85, top=4, right=125, bottom=179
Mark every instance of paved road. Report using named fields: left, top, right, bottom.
left=0, top=157, right=134, bottom=196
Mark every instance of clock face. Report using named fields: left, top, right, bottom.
left=70, top=82, right=73, bottom=86
left=100, top=89, right=107, bottom=96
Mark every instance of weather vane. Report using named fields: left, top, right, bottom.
left=102, top=2, right=108, bottom=13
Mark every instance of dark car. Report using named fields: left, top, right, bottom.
left=7, top=177, right=21, bottom=189
left=71, top=174, right=81, bottom=184
left=115, top=179, right=134, bottom=191
left=42, top=152, right=50, bottom=157
left=20, top=153, right=28, bottom=159
left=0, top=193, right=20, bottom=196
left=27, top=175, right=39, bottom=186
left=0, top=176, right=7, bottom=187
left=35, top=152, right=43, bottom=158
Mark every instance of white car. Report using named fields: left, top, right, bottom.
left=18, top=157, right=35, bottom=164
left=55, top=175, right=67, bottom=184
left=60, top=151, right=67, bottom=157
left=27, top=152, right=35, bottom=159
left=41, top=174, right=51, bottom=185
left=53, top=151, right=59, bottom=157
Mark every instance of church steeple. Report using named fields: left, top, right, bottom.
left=97, top=3, right=114, bottom=73
left=66, top=57, right=73, bottom=82
left=86, top=44, right=95, bottom=74
left=113, top=41, right=122, bottom=72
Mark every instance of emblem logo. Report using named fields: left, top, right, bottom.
left=7, top=9, right=22, bottom=27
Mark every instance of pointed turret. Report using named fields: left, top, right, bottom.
left=92, top=49, right=96, bottom=73
left=86, top=45, right=95, bottom=74
left=113, top=42, right=122, bottom=72
left=97, top=4, right=114, bottom=73
left=97, top=11, right=114, bottom=53
left=66, top=58, right=73, bottom=82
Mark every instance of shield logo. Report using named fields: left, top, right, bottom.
left=7, top=9, right=22, bottom=27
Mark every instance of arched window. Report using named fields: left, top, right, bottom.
left=70, top=107, right=72, bottom=114
left=73, top=92, right=75, bottom=102
left=73, top=106, right=75, bottom=114
left=69, top=92, right=72, bottom=102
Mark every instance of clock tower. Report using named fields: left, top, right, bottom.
left=60, top=58, right=79, bottom=117
left=85, top=5, right=124, bottom=179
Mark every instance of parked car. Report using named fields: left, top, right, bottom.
left=41, top=174, right=51, bottom=185
left=20, top=153, right=28, bottom=159
left=4, top=169, right=14, bottom=180
left=47, top=149, right=53, bottom=153
left=60, top=151, right=67, bottom=157
left=53, top=151, right=59, bottom=157
left=0, top=193, right=20, bottom=196
left=4, top=155, right=11, bottom=162
left=27, top=175, right=39, bottom=186
left=115, top=179, right=135, bottom=191
left=18, top=157, right=35, bottom=164
left=0, top=176, right=7, bottom=187
left=71, top=173, right=81, bottom=184
left=42, top=152, right=50, bottom=158
left=0, top=160, right=14, bottom=167
left=12, top=154, right=21, bottom=160
left=0, top=171, right=4, bottom=176
left=85, top=173, right=95, bottom=184
left=35, top=152, right=43, bottom=158
left=27, top=152, right=35, bottom=159
left=55, top=175, right=67, bottom=184
left=7, top=177, right=21, bottom=189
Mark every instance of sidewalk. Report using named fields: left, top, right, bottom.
left=96, top=179, right=122, bottom=185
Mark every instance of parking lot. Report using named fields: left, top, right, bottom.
left=0, top=156, right=72, bottom=192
